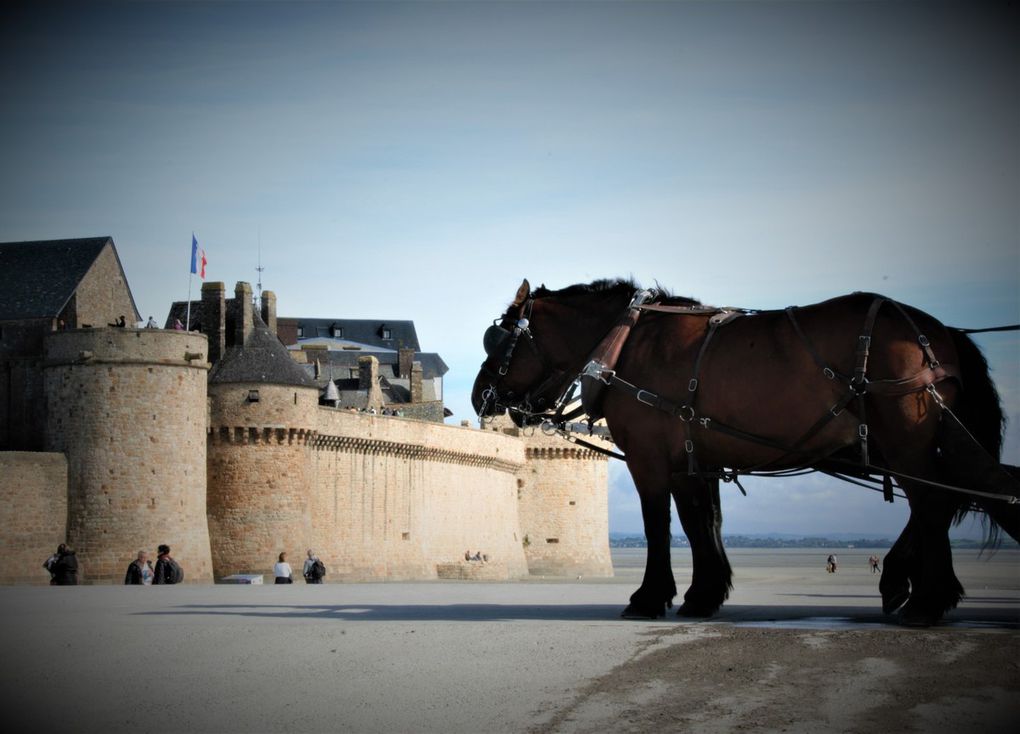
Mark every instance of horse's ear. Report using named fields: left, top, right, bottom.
left=511, top=279, right=530, bottom=307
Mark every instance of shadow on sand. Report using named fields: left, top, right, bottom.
left=133, top=602, right=1019, bottom=628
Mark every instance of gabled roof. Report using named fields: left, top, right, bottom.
left=0, top=237, right=132, bottom=321
left=279, top=317, right=420, bottom=351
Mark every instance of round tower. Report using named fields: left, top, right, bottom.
left=44, top=327, right=212, bottom=583
left=206, top=285, right=319, bottom=579
left=487, top=417, right=614, bottom=577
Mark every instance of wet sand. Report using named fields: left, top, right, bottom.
left=1, top=548, right=1016, bottom=733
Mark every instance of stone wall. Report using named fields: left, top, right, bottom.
left=44, top=328, right=212, bottom=583
left=0, top=452, right=67, bottom=584
left=311, top=409, right=529, bottom=580
left=497, top=425, right=614, bottom=577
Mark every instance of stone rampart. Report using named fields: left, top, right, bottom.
left=44, top=328, right=213, bottom=583
left=0, top=452, right=67, bottom=584
left=311, top=409, right=529, bottom=580
left=505, top=426, right=613, bottom=577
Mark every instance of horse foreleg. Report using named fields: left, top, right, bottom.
left=622, top=476, right=676, bottom=620
left=673, top=477, right=732, bottom=618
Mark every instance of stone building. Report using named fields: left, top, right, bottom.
left=0, top=237, right=139, bottom=450
left=0, top=237, right=612, bottom=584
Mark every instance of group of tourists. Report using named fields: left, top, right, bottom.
left=274, top=549, right=326, bottom=584
left=124, top=544, right=184, bottom=585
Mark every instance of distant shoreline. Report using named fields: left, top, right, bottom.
left=609, top=534, right=1019, bottom=550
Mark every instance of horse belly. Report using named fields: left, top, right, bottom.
left=691, top=340, right=858, bottom=469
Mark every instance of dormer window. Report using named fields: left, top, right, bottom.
left=296, top=326, right=304, bottom=338
left=330, top=323, right=343, bottom=339
left=380, top=324, right=391, bottom=340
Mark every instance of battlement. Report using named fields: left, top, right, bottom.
left=44, top=327, right=209, bottom=369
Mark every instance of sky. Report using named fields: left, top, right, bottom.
left=1, top=1, right=1017, bottom=538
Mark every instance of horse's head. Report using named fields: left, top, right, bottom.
left=471, top=278, right=638, bottom=426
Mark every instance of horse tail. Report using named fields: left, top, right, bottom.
left=942, top=328, right=1018, bottom=544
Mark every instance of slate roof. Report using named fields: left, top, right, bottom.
left=296, top=348, right=448, bottom=379
left=278, top=317, right=420, bottom=351
left=0, top=237, right=133, bottom=321
left=208, top=312, right=315, bottom=388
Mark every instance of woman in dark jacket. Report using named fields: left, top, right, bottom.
left=52, top=546, right=79, bottom=585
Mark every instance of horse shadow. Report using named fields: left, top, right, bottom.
left=134, top=601, right=1019, bottom=628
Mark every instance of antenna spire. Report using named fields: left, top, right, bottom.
left=255, top=228, right=264, bottom=307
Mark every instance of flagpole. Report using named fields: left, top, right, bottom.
left=186, top=232, right=195, bottom=331
left=186, top=271, right=193, bottom=331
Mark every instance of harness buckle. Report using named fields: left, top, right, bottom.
left=636, top=390, right=657, bottom=407
left=823, top=367, right=835, bottom=380
left=688, top=378, right=699, bottom=392
left=859, top=335, right=871, bottom=349
left=918, top=334, right=930, bottom=348
left=858, top=424, right=869, bottom=439
left=685, top=439, right=694, bottom=454
left=582, top=360, right=613, bottom=385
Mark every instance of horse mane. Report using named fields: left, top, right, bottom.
left=532, top=278, right=701, bottom=307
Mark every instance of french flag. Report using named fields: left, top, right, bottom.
left=190, top=234, right=207, bottom=279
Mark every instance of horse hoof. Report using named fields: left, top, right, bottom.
left=882, top=590, right=910, bottom=615
left=621, top=603, right=665, bottom=620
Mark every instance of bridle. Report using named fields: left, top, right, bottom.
left=476, top=297, right=580, bottom=425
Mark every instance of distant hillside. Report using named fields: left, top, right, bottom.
left=608, top=533, right=1019, bottom=550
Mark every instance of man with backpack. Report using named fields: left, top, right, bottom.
left=153, top=544, right=184, bottom=585
left=302, top=549, right=325, bottom=584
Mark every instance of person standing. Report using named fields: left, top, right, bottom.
left=125, top=551, right=155, bottom=585
left=274, top=552, right=293, bottom=584
left=302, top=549, right=324, bottom=584
left=868, top=555, right=881, bottom=574
left=153, top=544, right=183, bottom=584
left=51, top=544, right=79, bottom=585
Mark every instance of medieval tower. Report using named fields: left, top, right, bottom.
left=43, top=327, right=213, bottom=583
left=205, top=282, right=320, bottom=579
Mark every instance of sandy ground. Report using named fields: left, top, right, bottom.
left=1, top=548, right=1016, bottom=733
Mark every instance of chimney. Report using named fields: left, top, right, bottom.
left=200, top=281, right=226, bottom=363
left=398, top=348, right=415, bottom=379
left=234, top=282, right=253, bottom=346
left=358, top=355, right=383, bottom=410
left=410, top=362, right=423, bottom=404
left=260, top=290, right=277, bottom=336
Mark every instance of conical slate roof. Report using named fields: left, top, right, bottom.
left=209, top=312, right=315, bottom=388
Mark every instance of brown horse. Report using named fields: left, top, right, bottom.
left=471, top=279, right=1019, bottom=625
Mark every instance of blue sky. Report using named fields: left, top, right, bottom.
left=1, top=1, right=1016, bottom=538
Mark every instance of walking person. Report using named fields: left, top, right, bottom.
left=124, top=550, right=155, bottom=585
left=274, top=552, right=293, bottom=584
left=868, top=555, right=881, bottom=574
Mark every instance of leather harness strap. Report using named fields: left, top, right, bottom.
left=584, top=292, right=962, bottom=484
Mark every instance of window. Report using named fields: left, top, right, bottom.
left=297, top=326, right=304, bottom=338
left=380, top=324, right=392, bottom=340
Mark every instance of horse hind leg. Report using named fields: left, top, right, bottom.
left=879, top=520, right=913, bottom=614
left=672, top=476, right=733, bottom=618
